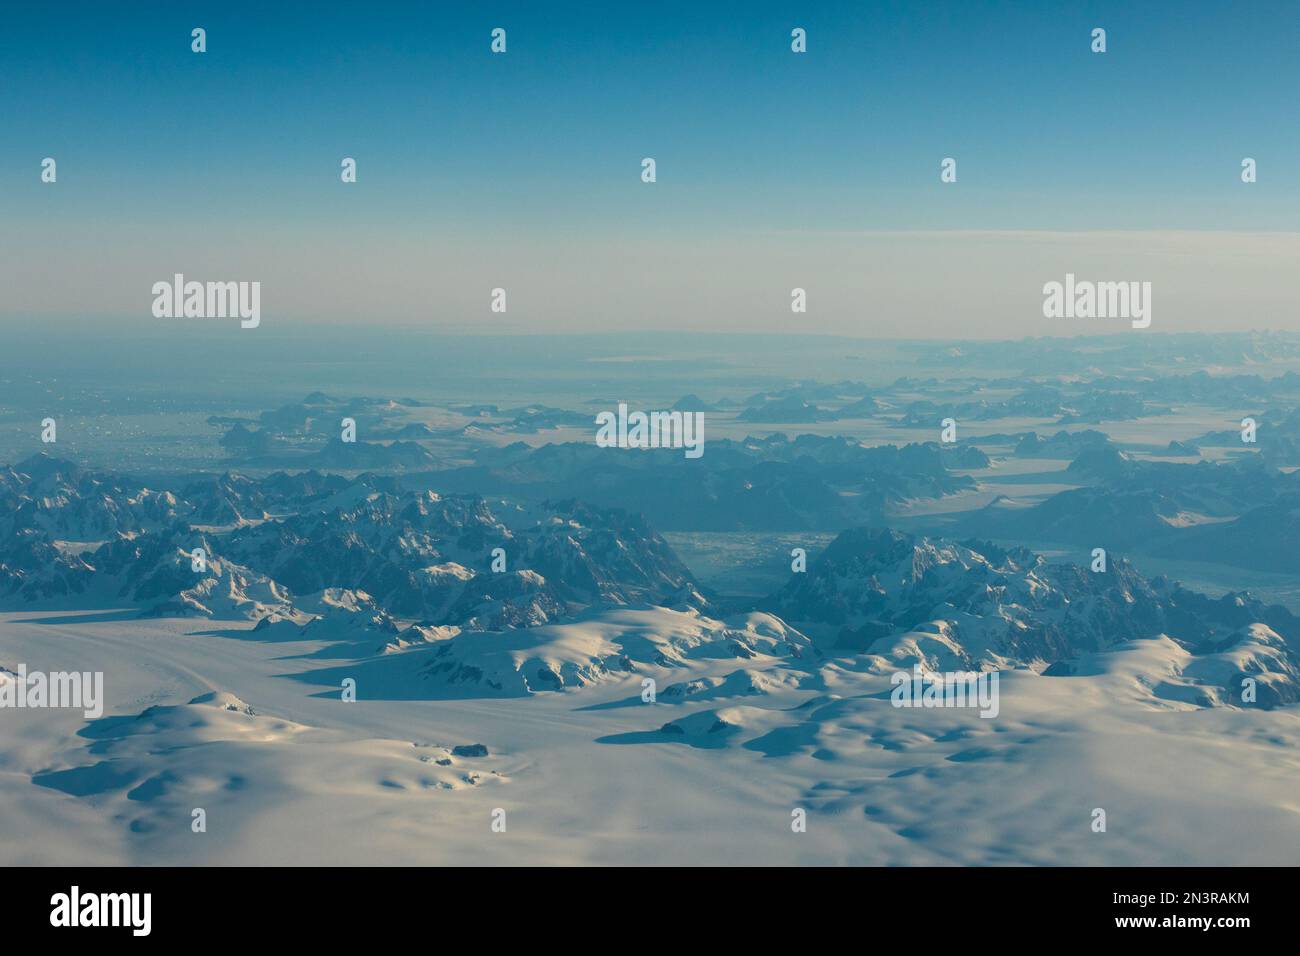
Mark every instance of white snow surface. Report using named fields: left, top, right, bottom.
left=1, top=607, right=1298, bottom=865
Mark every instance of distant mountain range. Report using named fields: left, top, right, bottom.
left=419, top=434, right=979, bottom=531
left=959, top=452, right=1300, bottom=570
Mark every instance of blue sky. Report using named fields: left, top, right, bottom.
left=2, top=1, right=1296, bottom=333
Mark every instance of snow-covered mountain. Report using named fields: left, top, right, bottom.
left=0, top=459, right=703, bottom=630
left=304, top=607, right=812, bottom=699
left=0, top=454, right=182, bottom=540
left=5, top=455, right=1296, bottom=710
left=761, top=526, right=1300, bottom=705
